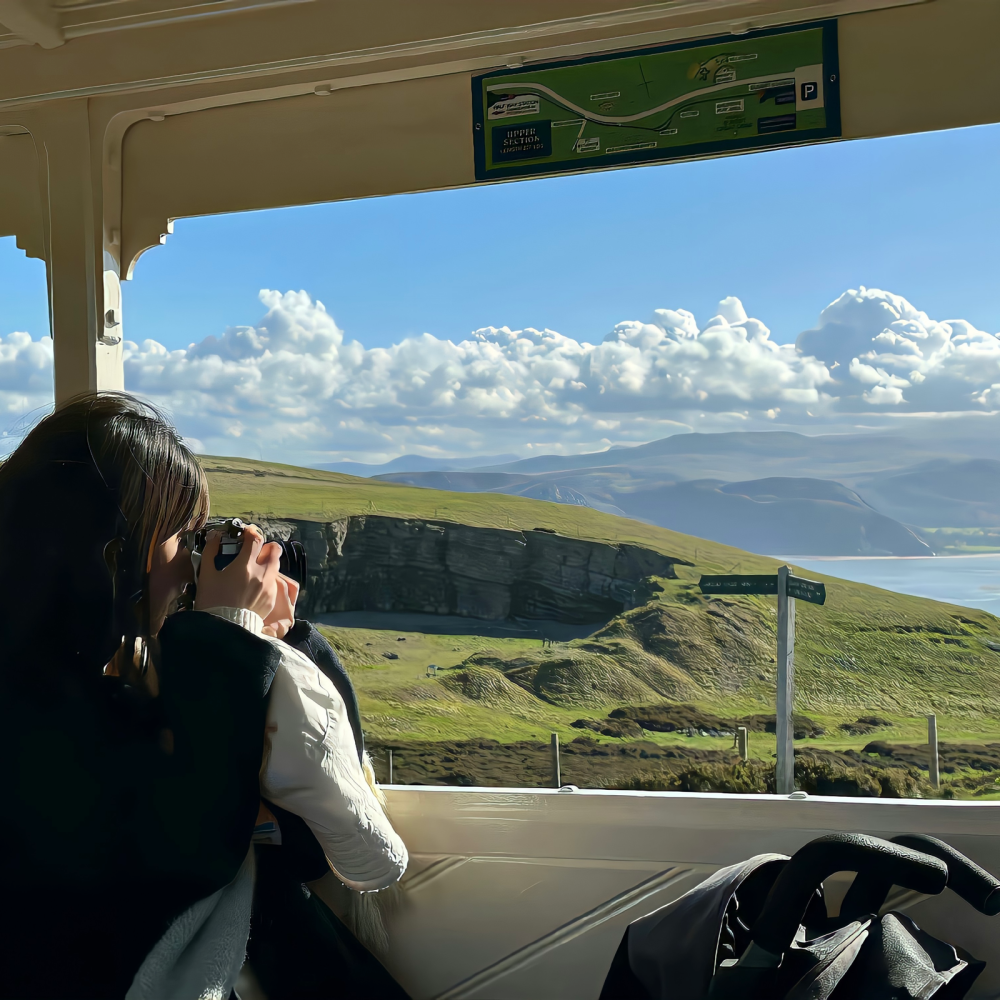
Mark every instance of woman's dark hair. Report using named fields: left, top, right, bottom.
left=0, top=393, right=209, bottom=685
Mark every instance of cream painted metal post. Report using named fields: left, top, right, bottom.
left=776, top=565, right=796, bottom=795
left=41, top=104, right=96, bottom=402
left=551, top=733, right=560, bottom=788
left=28, top=103, right=124, bottom=405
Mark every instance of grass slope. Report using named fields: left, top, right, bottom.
left=204, top=455, right=1000, bottom=758
left=202, top=454, right=770, bottom=569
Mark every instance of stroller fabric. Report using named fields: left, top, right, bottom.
left=820, top=912, right=984, bottom=1000
left=601, top=835, right=991, bottom=1000
left=600, top=854, right=789, bottom=1000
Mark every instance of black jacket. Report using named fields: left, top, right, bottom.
left=0, top=611, right=281, bottom=999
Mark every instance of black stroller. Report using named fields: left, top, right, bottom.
left=601, top=833, right=1000, bottom=999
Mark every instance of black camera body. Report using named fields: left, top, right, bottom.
left=188, top=517, right=309, bottom=585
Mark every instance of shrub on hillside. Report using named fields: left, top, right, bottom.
left=838, top=715, right=894, bottom=736
left=616, top=756, right=928, bottom=798
left=618, top=761, right=772, bottom=794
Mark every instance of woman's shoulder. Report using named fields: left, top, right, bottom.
left=275, top=620, right=365, bottom=759
left=159, top=609, right=282, bottom=696
left=263, top=635, right=347, bottom=717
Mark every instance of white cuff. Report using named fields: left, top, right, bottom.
left=202, top=606, right=264, bottom=636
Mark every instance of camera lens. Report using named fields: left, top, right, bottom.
left=186, top=520, right=308, bottom=587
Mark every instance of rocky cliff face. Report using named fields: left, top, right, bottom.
left=257, top=515, right=686, bottom=624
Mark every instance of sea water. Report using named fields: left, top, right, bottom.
left=791, top=555, right=1000, bottom=613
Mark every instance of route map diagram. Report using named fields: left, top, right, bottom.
left=473, top=22, right=839, bottom=181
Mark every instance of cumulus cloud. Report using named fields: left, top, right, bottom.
left=121, top=289, right=837, bottom=459
left=799, top=286, right=1000, bottom=409
left=0, top=331, right=53, bottom=425
left=3, top=286, right=1000, bottom=462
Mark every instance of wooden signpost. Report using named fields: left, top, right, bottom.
left=700, top=565, right=826, bottom=795
left=927, top=714, right=940, bottom=790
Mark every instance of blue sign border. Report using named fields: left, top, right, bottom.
left=472, top=20, right=840, bottom=182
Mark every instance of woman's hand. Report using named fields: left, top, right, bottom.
left=262, top=574, right=300, bottom=639
left=194, top=524, right=281, bottom=621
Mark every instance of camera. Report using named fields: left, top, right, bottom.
left=185, top=517, right=309, bottom=585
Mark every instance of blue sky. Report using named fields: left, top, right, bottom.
left=2, top=122, right=1000, bottom=463
left=5, top=121, right=1000, bottom=352
left=126, top=121, right=1000, bottom=350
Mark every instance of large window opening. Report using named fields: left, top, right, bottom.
left=0, top=236, right=52, bottom=454
left=109, top=121, right=1000, bottom=797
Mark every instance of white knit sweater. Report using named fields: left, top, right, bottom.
left=126, top=608, right=407, bottom=999
left=126, top=848, right=255, bottom=1000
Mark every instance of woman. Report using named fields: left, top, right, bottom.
left=0, top=393, right=406, bottom=998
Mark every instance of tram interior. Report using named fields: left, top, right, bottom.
left=3, top=0, right=1000, bottom=996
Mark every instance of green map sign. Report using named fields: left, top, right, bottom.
left=472, top=21, right=839, bottom=181
left=700, top=573, right=826, bottom=605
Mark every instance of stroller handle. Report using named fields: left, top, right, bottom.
left=841, top=833, right=1000, bottom=919
left=751, top=833, right=948, bottom=957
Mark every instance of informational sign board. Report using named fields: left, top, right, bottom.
left=472, top=21, right=839, bottom=181
left=699, top=574, right=778, bottom=596
left=699, top=573, right=825, bottom=605
left=785, top=575, right=826, bottom=606
left=698, top=566, right=826, bottom=794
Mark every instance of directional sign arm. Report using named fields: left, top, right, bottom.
left=699, top=575, right=777, bottom=595
left=786, top=575, right=826, bottom=605
left=699, top=573, right=825, bottom=604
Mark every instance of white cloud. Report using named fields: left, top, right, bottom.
left=4, top=285, right=1000, bottom=462
left=862, top=384, right=907, bottom=406
left=0, top=330, right=53, bottom=423
left=799, top=286, right=1000, bottom=410
left=121, top=290, right=837, bottom=459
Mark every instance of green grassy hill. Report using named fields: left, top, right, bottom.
left=202, top=454, right=767, bottom=568
left=204, top=455, right=1000, bottom=775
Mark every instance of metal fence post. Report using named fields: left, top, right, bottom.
left=776, top=565, right=796, bottom=794
left=927, top=714, right=940, bottom=790
left=388, top=748, right=394, bottom=785
left=551, top=732, right=561, bottom=788
left=737, top=726, right=749, bottom=761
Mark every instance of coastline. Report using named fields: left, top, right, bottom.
left=774, top=552, right=1000, bottom=561
left=783, top=554, right=1000, bottom=613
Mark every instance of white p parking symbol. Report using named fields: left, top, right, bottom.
left=800, top=81, right=818, bottom=101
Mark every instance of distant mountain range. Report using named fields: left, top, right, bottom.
left=375, top=470, right=932, bottom=557
left=473, top=431, right=988, bottom=482
left=313, top=432, right=1000, bottom=557
left=314, top=453, right=519, bottom=477
left=856, top=459, right=1000, bottom=528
